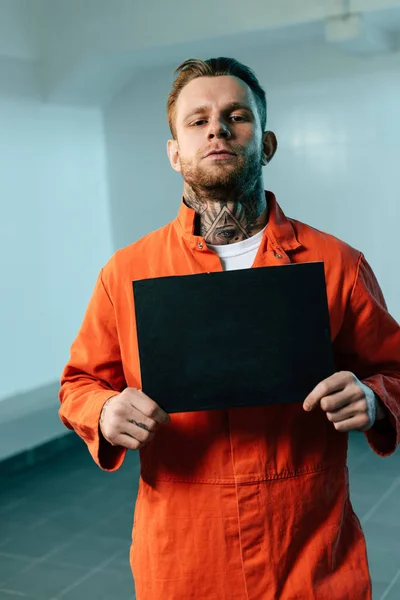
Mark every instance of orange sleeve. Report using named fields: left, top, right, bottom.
left=59, top=268, right=127, bottom=471
left=333, top=253, right=400, bottom=456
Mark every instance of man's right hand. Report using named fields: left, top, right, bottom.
left=99, top=388, right=170, bottom=450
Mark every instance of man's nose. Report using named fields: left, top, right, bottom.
left=208, top=119, right=232, bottom=139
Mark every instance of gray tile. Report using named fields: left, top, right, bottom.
left=7, top=500, right=69, bottom=521
left=21, top=490, right=84, bottom=510
left=347, top=433, right=371, bottom=462
left=78, top=498, right=129, bottom=520
left=28, top=480, right=134, bottom=513
left=58, top=568, right=135, bottom=599
left=1, top=525, right=73, bottom=560
left=104, top=552, right=132, bottom=574
left=382, top=583, right=400, bottom=600
left=0, top=512, right=63, bottom=555
left=361, top=486, right=400, bottom=527
left=0, top=498, right=27, bottom=518
left=347, top=454, right=371, bottom=474
left=367, top=545, right=400, bottom=585
left=0, top=507, right=59, bottom=537
left=0, top=591, right=36, bottom=599
left=0, top=553, right=33, bottom=586
left=348, top=431, right=369, bottom=448
left=49, top=535, right=128, bottom=570
left=84, top=511, right=134, bottom=542
left=81, top=488, right=136, bottom=514
left=0, top=519, right=30, bottom=544
left=41, top=506, right=103, bottom=535
left=349, top=472, right=396, bottom=508
left=363, top=521, right=400, bottom=553
left=1, top=562, right=86, bottom=600
left=27, top=483, right=95, bottom=506
left=372, top=580, right=390, bottom=599
left=353, top=450, right=400, bottom=477
left=104, top=511, right=134, bottom=539
left=349, top=491, right=376, bottom=519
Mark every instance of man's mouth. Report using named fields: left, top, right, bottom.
left=206, top=153, right=236, bottom=160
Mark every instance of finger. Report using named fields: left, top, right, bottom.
left=131, top=389, right=171, bottom=425
left=114, top=429, right=155, bottom=450
left=319, top=389, right=359, bottom=413
left=127, top=411, right=159, bottom=433
left=125, top=421, right=156, bottom=443
left=114, top=433, right=145, bottom=451
left=132, top=420, right=152, bottom=432
left=330, top=413, right=370, bottom=433
left=326, top=399, right=367, bottom=423
left=303, top=372, right=351, bottom=411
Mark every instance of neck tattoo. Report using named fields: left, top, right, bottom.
left=184, top=181, right=268, bottom=245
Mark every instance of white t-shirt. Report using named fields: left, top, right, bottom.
left=207, top=225, right=267, bottom=271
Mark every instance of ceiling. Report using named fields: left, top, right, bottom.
left=1, top=0, right=400, bottom=106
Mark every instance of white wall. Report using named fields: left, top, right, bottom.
left=104, top=41, right=400, bottom=321
left=104, top=66, right=181, bottom=250
left=0, top=0, right=39, bottom=61
left=0, top=97, right=113, bottom=403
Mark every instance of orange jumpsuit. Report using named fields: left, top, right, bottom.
left=59, top=192, right=400, bottom=600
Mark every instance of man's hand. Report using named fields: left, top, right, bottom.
left=303, top=371, right=387, bottom=433
left=99, top=388, right=170, bottom=450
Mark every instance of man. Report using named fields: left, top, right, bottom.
left=59, top=57, right=400, bottom=599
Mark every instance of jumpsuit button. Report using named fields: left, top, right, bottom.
left=275, top=253, right=282, bottom=259
left=198, top=242, right=203, bottom=249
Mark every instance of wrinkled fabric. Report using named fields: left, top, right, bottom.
left=59, top=192, right=400, bottom=600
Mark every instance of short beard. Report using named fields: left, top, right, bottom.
left=180, top=148, right=263, bottom=202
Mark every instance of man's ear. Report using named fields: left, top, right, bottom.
left=262, top=131, right=278, bottom=165
left=167, top=139, right=181, bottom=173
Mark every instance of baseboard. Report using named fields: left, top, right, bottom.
left=0, top=431, right=83, bottom=476
left=0, top=381, right=71, bottom=462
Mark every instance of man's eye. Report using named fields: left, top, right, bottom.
left=192, top=116, right=245, bottom=127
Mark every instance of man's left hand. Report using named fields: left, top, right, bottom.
left=303, top=371, right=387, bottom=432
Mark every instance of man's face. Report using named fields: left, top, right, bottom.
left=167, top=76, right=265, bottom=195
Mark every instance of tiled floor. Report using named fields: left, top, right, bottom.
left=0, top=432, right=399, bottom=599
